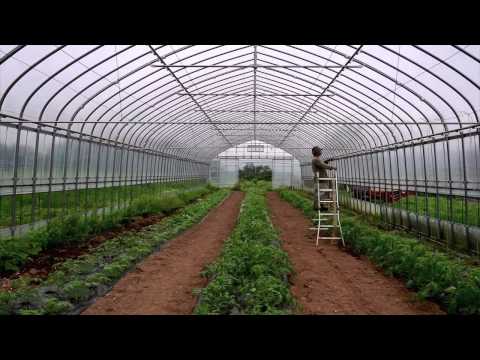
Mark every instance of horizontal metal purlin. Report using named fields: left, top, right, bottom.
left=1, top=114, right=476, bottom=126
left=176, top=93, right=335, bottom=97
left=217, top=156, right=294, bottom=159
left=220, top=134, right=284, bottom=136
left=329, top=124, right=480, bottom=161
left=164, top=146, right=360, bottom=150
left=0, top=177, right=203, bottom=189
left=2, top=119, right=479, bottom=126
left=151, top=65, right=362, bottom=68
left=0, top=119, right=479, bottom=125
left=195, top=110, right=331, bottom=113
left=0, top=114, right=208, bottom=165
left=214, top=129, right=291, bottom=131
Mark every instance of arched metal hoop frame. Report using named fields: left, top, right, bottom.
left=0, top=45, right=479, bottom=254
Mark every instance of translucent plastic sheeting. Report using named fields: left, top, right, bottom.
left=1, top=45, right=478, bottom=163
left=209, top=158, right=239, bottom=188
left=272, top=159, right=301, bottom=189
left=1, top=45, right=479, bottom=252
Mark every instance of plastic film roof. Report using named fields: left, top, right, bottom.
left=0, top=45, right=479, bottom=162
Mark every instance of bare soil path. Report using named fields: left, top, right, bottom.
left=266, top=192, right=444, bottom=315
left=82, top=191, right=244, bottom=315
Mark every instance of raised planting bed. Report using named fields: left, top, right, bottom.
left=0, top=184, right=216, bottom=275
left=0, top=188, right=229, bottom=315
left=195, top=181, right=295, bottom=315
left=277, top=188, right=480, bottom=315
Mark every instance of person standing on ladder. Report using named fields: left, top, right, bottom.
left=311, top=146, right=336, bottom=211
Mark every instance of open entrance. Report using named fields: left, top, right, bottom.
left=208, top=140, right=302, bottom=188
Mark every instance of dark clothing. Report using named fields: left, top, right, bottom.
left=311, top=157, right=335, bottom=179
left=312, top=157, right=336, bottom=211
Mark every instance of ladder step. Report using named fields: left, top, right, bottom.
left=309, top=228, right=339, bottom=231
left=316, top=178, right=336, bottom=181
left=309, top=226, right=340, bottom=230
left=314, top=213, right=339, bottom=216
left=319, top=200, right=335, bottom=203
left=320, top=237, right=343, bottom=240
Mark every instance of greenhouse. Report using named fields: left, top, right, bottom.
left=0, top=45, right=479, bottom=315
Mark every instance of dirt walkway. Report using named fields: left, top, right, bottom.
left=266, top=192, right=444, bottom=315
left=82, top=191, right=244, bottom=315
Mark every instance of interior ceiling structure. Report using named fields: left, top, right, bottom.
left=0, top=45, right=479, bottom=162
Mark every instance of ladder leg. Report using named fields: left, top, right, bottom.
left=338, top=217, right=346, bottom=248
left=316, top=176, right=321, bottom=247
left=316, top=209, right=320, bottom=247
left=334, top=173, right=346, bottom=248
left=332, top=211, right=338, bottom=243
left=332, top=177, right=338, bottom=245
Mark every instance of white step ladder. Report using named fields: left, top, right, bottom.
left=309, top=172, right=345, bottom=247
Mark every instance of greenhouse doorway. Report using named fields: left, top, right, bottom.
left=208, top=140, right=302, bottom=189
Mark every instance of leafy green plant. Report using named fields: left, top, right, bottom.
left=0, top=236, right=42, bottom=273
left=61, top=280, right=92, bottom=302
left=43, top=298, right=74, bottom=315
left=0, top=291, right=15, bottom=315
left=84, top=273, right=110, bottom=287
left=18, top=309, right=45, bottom=315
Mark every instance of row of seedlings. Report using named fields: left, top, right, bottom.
left=0, top=184, right=215, bottom=274
left=277, top=188, right=480, bottom=315
left=195, top=181, right=295, bottom=315
left=0, top=187, right=229, bottom=315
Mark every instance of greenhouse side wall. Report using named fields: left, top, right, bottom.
left=299, top=129, right=480, bottom=256
left=209, top=158, right=239, bottom=188
left=0, top=123, right=209, bottom=238
left=272, top=159, right=302, bottom=189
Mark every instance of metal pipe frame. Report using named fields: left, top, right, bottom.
left=1, top=43, right=478, bottom=159
left=0, top=45, right=479, bottom=252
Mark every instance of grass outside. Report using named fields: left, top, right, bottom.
left=394, top=195, right=480, bottom=227
left=339, top=190, right=480, bottom=228
left=0, top=179, right=205, bottom=229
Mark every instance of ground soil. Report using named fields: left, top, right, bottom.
left=266, top=192, right=444, bottom=315
left=82, top=191, right=244, bottom=315
left=0, top=213, right=165, bottom=290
